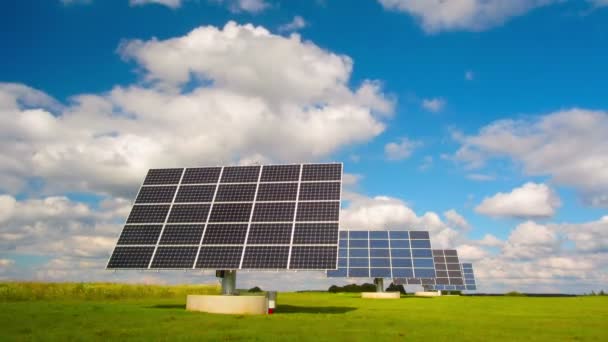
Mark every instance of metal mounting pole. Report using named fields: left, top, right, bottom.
left=374, top=278, right=384, bottom=293
left=217, top=270, right=237, bottom=295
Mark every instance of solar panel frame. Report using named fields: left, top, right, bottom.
left=107, top=163, right=342, bottom=270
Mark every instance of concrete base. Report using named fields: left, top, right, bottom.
left=414, top=291, right=441, bottom=297
left=186, top=295, right=268, bottom=315
left=361, top=292, right=400, bottom=299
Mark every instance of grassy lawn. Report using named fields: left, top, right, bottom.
left=1, top=283, right=607, bottom=341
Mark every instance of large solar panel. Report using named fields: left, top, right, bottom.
left=326, top=230, right=436, bottom=283
left=461, top=262, right=477, bottom=291
left=107, top=163, right=342, bottom=270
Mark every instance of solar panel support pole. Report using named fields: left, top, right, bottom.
left=374, top=278, right=384, bottom=293
left=218, top=270, right=237, bottom=295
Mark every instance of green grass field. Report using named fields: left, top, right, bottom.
left=1, top=283, right=607, bottom=341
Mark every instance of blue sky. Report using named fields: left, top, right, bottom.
left=0, top=0, right=607, bottom=293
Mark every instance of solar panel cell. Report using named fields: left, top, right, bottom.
left=159, top=224, right=205, bottom=245
left=256, top=183, right=298, bottom=201
left=391, top=258, right=412, bottom=267
left=370, top=268, right=391, bottom=277
left=182, top=167, right=221, bottom=184
left=292, top=223, right=338, bottom=244
left=242, top=246, right=289, bottom=269
left=409, top=231, right=430, bottom=239
left=252, top=202, right=295, bottom=222
left=135, top=186, right=177, bottom=203
left=392, top=268, right=413, bottom=277
left=202, top=224, right=248, bottom=244
left=289, top=246, right=337, bottom=269
left=369, top=249, right=390, bottom=257
left=246, top=223, right=292, bottom=244
left=370, top=258, right=390, bottom=267
left=151, top=247, right=198, bottom=268
left=209, top=203, right=252, bottom=222
left=260, top=164, right=301, bottom=182
left=389, top=231, right=409, bottom=239
left=296, top=202, right=340, bottom=221
left=174, top=185, right=216, bottom=203
left=370, top=231, right=389, bottom=239
left=168, top=204, right=211, bottom=223
left=126, top=205, right=171, bottom=223
left=117, top=225, right=163, bottom=245
left=143, top=169, right=183, bottom=185
left=107, top=247, right=155, bottom=268
left=298, top=182, right=341, bottom=201
left=196, top=246, right=243, bottom=268
left=301, top=164, right=342, bottom=181
left=348, top=268, right=369, bottom=277
left=370, top=239, right=389, bottom=248
left=220, top=166, right=260, bottom=183
left=215, top=184, right=257, bottom=202
left=390, top=239, right=410, bottom=249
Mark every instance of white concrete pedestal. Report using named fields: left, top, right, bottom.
left=414, top=291, right=441, bottom=297
left=186, top=295, right=268, bottom=315
left=361, top=292, right=400, bottom=299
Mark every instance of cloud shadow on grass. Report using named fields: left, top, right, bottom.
left=149, top=304, right=186, bottom=309
left=276, top=305, right=356, bottom=314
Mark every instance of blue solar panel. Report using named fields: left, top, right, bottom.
left=461, top=262, right=477, bottom=291
left=108, top=163, right=342, bottom=270
left=326, top=229, right=436, bottom=280
left=421, top=251, right=476, bottom=291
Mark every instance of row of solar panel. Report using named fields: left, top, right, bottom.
left=339, top=249, right=435, bottom=258
left=108, top=245, right=337, bottom=269
left=126, top=201, right=340, bottom=224
left=340, top=230, right=430, bottom=240
left=143, top=164, right=342, bottom=185
left=136, top=182, right=341, bottom=204
left=341, top=239, right=432, bottom=249
left=336, top=257, right=436, bottom=268
left=117, top=223, right=338, bottom=245
left=328, top=267, right=436, bottom=278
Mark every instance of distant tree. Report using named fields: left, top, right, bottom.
left=328, top=283, right=377, bottom=293
left=248, top=286, right=263, bottom=293
left=591, top=290, right=597, bottom=296
left=505, top=291, right=525, bottom=297
left=386, top=283, right=406, bottom=294
left=600, top=290, right=605, bottom=296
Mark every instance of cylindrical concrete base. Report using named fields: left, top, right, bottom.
left=186, top=295, right=268, bottom=315
left=361, top=292, right=400, bottom=299
left=414, top=291, right=441, bottom=297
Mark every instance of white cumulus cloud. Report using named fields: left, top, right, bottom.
left=475, top=183, right=561, bottom=219
left=0, top=22, right=393, bottom=197
left=384, top=137, right=420, bottom=160
left=454, top=109, right=608, bottom=207
left=130, top=0, right=182, bottom=8
left=278, top=16, right=307, bottom=32
left=421, top=97, right=445, bottom=112
left=378, top=0, right=559, bottom=33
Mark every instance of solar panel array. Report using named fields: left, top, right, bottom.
left=461, top=263, right=477, bottom=291
left=107, top=163, right=342, bottom=270
left=326, top=230, right=436, bottom=283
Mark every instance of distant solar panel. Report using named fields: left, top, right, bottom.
left=107, top=163, right=342, bottom=270
left=326, top=230, right=436, bottom=283
left=461, top=262, right=477, bottom=291
left=420, top=249, right=466, bottom=291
